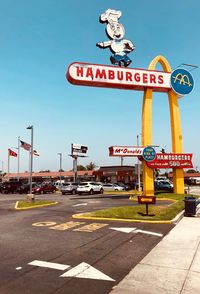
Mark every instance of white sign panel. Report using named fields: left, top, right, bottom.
left=109, top=146, right=144, bottom=157
left=72, top=143, right=88, bottom=155
left=67, top=62, right=171, bottom=92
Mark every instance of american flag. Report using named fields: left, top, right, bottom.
left=20, top=140, right=31, bottom=151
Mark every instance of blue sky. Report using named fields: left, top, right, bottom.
left=0, top=0, right=199, bottom=173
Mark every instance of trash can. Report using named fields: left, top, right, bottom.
left=184, top=196, right=196, bottom=216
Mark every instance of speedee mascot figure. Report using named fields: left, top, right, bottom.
left=96, top=9, right=135, bottom=67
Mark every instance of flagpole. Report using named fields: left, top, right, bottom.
left=7, top=149, right=10, bottom=175
left=17, top=136, right=20, bottom=181
left=27, top=125, right=34, bottom=201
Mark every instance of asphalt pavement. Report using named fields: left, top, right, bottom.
left=110, top=205, right=200, bottom=294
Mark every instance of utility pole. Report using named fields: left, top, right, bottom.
left=58, top=153, right=62, bottom=186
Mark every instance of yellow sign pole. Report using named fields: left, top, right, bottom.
left=142, top=55, right=184, bottom=195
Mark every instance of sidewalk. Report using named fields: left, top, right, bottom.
left=110, top=212, right=200, bottom=293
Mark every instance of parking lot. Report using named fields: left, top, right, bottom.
left=0, top=192, right=175, bottom=294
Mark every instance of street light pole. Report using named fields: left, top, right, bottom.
left=27, top=125, right=34, bottom=200
left=17, top=136, right=20, bottom=181
left=58, top=153, right=62, bottom=186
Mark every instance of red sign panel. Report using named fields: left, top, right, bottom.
left=138, top=196, right=156, bottom=204
left=109, top=146, right=144, bottom=157
left=146, top=153, right=193, bottom=169
left=67, top=62, right=171, bottom=92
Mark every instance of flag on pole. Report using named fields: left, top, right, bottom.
left=20, top=140, right=31, bottom=151
left=33, top=150, right=40, bottom=156
left=8, top=149, right=17, bottom=157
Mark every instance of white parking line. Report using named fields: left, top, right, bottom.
left=72, top=203, right=88, bottom=207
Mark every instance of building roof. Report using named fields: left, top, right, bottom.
left=168, top=172, right=200, bottom=179
left=4, top=170, right=94, bottom=180
left=98, top=165, right=135, bottom=171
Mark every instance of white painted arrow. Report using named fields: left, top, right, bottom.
left=135, top=229, right=163, bottom=237
left=28, top=260, right=70, bottom=271
left=109, top=227, right=136, bottom=233
left=60, top=262, right=115, bottom=281
left=109, top=227, right=163, bottom=237
left=72, top=203, right=88, bottom=207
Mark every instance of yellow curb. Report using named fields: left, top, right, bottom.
left=72, top=213, right=173, bottom=224
left=15, top=201, right=58, bottom=210
left=128, top=197, right=177, bottom=203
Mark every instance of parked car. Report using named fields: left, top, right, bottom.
left=114, top=182, right=131, bottom=191
left=32, top=183, right=56, bottom=194
left=77, top=182, right=103, bottom=195
left=54, top=181, right=65, bottom=190
left=156, top=177, right=169, bottom=182
left=60, top=182, right=79, bottom=195
left=154, top=181, right=173, bottom=192
left=102, top=183, right=125, bottom=191
left=1, top=181, right=22, bottom=194
left=16, top=183, right=38, bottom=194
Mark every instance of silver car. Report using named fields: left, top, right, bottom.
left=77, top=182, right=103, bottom=195
left=102, top=183, right=125, bottom=191
left=60, top=182, right=78, bottom=195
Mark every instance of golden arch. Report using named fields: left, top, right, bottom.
left=142, top=55, right=184, bottom=195
left=172, top=73, right=192, bottom=87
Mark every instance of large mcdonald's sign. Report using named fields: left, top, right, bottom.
left=66, top=9, right=195, bottom=196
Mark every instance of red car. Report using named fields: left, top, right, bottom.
left=32, top=183, right=56, bottom=194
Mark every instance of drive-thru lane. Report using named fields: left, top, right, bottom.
left=0, top=193, right=174, bottom=294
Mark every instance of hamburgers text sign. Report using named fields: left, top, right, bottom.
left=67, top=62, right=171, bottom=92
left=146, top=153, right=193, bottom=169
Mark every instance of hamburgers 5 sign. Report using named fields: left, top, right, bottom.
left=146, top=153, right=193, bottom=169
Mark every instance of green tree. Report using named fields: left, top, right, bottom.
left=77, top=165, right=86, bottom=171
left=86, top=162, right=97, bottom=171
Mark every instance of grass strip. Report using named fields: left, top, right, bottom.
left=15, top=200, right=58, bottom=210
left=81, top=193, right=198, bottom=221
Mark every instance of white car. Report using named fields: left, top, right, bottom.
left=77, top=182, right=103, bottom=195
left=102, top=183, right=125, bottom=191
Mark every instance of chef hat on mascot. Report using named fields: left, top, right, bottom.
left=100, top=9, right=122, bottom=24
